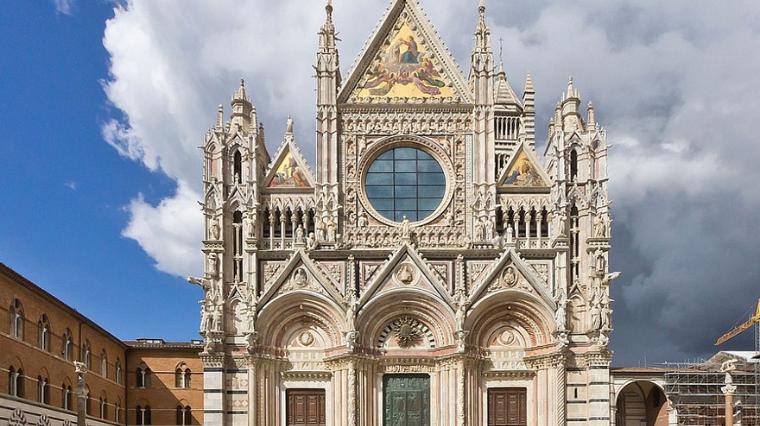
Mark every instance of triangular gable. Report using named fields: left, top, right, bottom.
left=497, top=141, right=552, bottom=189
left=259, top=249, right=343, bottom=307
left=359, top=243, right=454, bottom=310
left=468, top=248, right=555, bottom=309
left=263, top=140, right=315, bottom=190
left=339, top=0, right=471, bottom=103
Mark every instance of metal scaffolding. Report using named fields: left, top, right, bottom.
left=661, top=355, right=759, bottom=425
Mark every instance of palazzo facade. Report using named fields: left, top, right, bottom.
left=194, top=0, right=617, bottom=425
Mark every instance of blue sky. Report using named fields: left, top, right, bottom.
left=0, top=1, right=200, bottom=341
left=1, top=0, right=759, bottom=365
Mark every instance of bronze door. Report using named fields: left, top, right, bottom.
left=286, top=389, right=326, bottom=426
left=383, top=375, right=430, bottom=426
left=488, top=388, right=527, bottom=426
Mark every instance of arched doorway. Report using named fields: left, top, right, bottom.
left=615, top=380, right=669, bottom=426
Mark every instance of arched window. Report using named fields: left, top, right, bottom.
left=570, top=205, right=580, bottom=280
left=100, top=350, right=108, bottom=377
left=136, top=365, right=151, bottom=388
left=85, top=387, right=91, bottom=415
left=38, top=314, right=50, bottom=351
left=570, top=149, right=578, bottom=182
left=8, top=367, right=17, bottom=396
left=175, top=365, right=191, bottom=388
left=37, top=376, right=49, bottom=404
left=115, top=359, right=122, bottom=384
left=234, top=150, right=242, bottom=183
left=9, top=299, right=24, bottom=339
left=177, top=405, right=193, bottom=425
left=62, top=329, right=73, bottom=361
left=115, top=399, right=121, bottom=423
left=7, top=367, right=25, bottom=398
left=82, top=340, right=92, bottom=368
left=136, top=405, right=152, bottom=425
left=62, top=383, right=72, bottom=410
left=100, top=396, right=108, bottom=419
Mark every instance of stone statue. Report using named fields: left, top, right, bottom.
left=474, top=218, right=485, bottom=241
left=345, top=330, right=359, bottom=351
left=358, top=212, right=368, bottom=228
left=295, top=225, right=305, bottom=245
left=595, top=250, right=606, bottom=274
left=243, top=214, right=254, bottom=239
left=306, top=232, right=316, bottom=250
left=326, top=217, right=336, bottom=242
left=208, top=216, right=221, bottom=240
left=594, top=212, right=609, bottom=238
left=211, top=306, right=222, bottom=332
left=554, top=286, right=568, bottom=331
left=484, top=217, right=494, bottom=240
left=206, top=252, right=219, bottom=278
left=400, top=217, right=411, bottom=242
left=557, top=214, right=567, bottom=237
left=455, top=293, right=468, bottom=332
left=293, top=268, right=308, bottom=288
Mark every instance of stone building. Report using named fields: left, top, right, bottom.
left=193, top=1, right=618, bottom=425
left=0, top=264, right=204, bottom=426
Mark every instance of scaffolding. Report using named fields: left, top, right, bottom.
left=662, top=354, right=760, bottom=425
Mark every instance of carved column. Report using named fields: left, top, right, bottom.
left=248, top=358, right=257, bottom=426
left=348, top=359, right=357, bottom=426
left=457, top=358, right=466, bottom=426
left=554, top=357, right=566, bottom=425
left=74, top=362, right=87, bottom=426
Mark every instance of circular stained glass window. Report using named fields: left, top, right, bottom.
left=364, top=147, right=446, bottom=223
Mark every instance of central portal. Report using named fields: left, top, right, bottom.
left=383, top=375, right=430, bottom=426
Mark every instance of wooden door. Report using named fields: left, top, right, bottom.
left=286, top=389, right=326, bottom=426
left=488, top=388, right=527, bottom=426
left=383, top=375, right=430, bottom=426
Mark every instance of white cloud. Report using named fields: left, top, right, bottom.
left=102, top=0, right=760, bottom=361
left=52, top=0, right=74, bottom=15
left=121, top=181, right=202, bottom=277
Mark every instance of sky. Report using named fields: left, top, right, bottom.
left=1, top=0, right=759, bottom=366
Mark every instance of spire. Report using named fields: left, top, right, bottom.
left=587, top=101, right=596, bottom=131
left=319, top=0, right=336, bottom=52
left=525, top=73, right=534, bottom=93
left=215, top=104, right=224, bottom=131
left=232, top=79, right=249, bottom=102
left=566, top=76, right=578, bottom=99
left=474, top=0, right=491, bottom=52
left=522, top=73, right=536, bottom=148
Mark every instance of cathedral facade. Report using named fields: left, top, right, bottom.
left=194, top=1, right=616, bottom=425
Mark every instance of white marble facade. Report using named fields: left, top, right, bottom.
left=192, top=0, right=617, bottom=424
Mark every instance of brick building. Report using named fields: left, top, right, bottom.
left=0, top=264, right=203, bottom=426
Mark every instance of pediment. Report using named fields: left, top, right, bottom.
left=468, top=248, right=555, bottom=309
left=359, top=244, right=454, bottom=309
left=339, top=0, right=471, bottom=104
left=259, top=250, right=343, bottom=307
left=263, top=140, right=315, bottom=191
left=497, top=141, right=552, bottom=190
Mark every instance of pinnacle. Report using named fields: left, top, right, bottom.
left=286, top=116, right=294, bottom=135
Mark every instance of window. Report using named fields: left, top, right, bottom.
left=177, top=405, right=192, bottom=425
left=175, top=365, right=191, bottom=389
left=100, top=350, right=108, bottom=377
left=137, top=405, right=152, bottom=425
left=365, top=147, right=446, bottom=223
left=82, top=340, right=91, bottom=368
left=85, top=388, right=91, bottom=415
left=62, top=384, right=72, bottom=410
left=570, top=149, right=578, bottom=181
left=38, top=315, right=50, bottom=351
left=100, top=396, right=108, bottom=419
left=37, top=376, right=49, bottom=404
left=234, top=150, right=242, bottom=183
left=115, top=359, right=122, bottom=384
left=62, top=329, right=73, bottom=361
left=9, top=299, right=24, bottom=339
left=8, top=368, right=24, bottom=398
left=136, top=365, right=151, bottom=388
left=115, top=400, right=121, bottom=423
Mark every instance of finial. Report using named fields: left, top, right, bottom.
left=286, top=116, right=294, bottom=135
left=499, top=37, right=504, bottom=63
left=326, top=0, right=333, bottom=20
left=525, top=72, right=534, bottom=91
left=216, top=104, right=224, bottom=129
left=479, top=0, right=486, bottom=13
